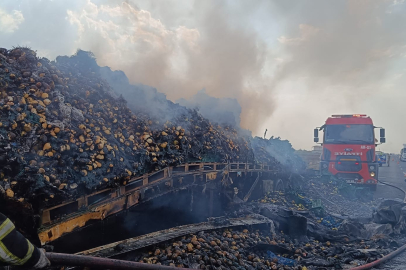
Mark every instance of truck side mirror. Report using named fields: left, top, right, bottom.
left=380, top=128, right=385, bottom=138
left=314, top=137, right=319, bottom=143
left=380, top=137, right=386, bottom=143
left=314, top=128, right=319, bottom=138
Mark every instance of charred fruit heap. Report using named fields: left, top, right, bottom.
left=134, top=227, right=393, bottom=270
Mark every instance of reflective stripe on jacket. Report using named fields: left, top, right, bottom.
left=0, top=213, right=40, bottom=266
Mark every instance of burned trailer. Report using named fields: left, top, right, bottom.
left=38, top=161, right=281, bottom=248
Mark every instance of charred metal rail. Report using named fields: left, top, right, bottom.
left=38, top=162, right=276, bottom=245
left=76, top=214, right=271, bottom=258
left=47, top=252, right=188, bottom=270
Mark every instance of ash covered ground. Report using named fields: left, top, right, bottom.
left=122, top=175, right=406, bottom=270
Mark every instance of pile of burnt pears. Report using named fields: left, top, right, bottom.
left=0, top=47, right=301, bottom=207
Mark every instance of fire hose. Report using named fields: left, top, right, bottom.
left=46, top=252, right=189, bottom=270
left=350, top=241, right=406, bottom=270
left=349, top=177, right=406, bottom=269
left=376, top=178, right=406, bottom=203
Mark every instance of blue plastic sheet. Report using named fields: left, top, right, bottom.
left=266, top=251, right=296, bottom=266
left=320, top=215, right=341, bottom=229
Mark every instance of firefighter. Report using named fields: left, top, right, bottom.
left=0, top=212, right=50, bottom=268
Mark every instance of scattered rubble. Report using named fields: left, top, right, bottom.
left=129, top=223, right=398, bottom=269
left=255, top=177, right=406, bottom=269
left=75, top=176, right=406, bottom=269
left=260, top=175, right=380, bottom=219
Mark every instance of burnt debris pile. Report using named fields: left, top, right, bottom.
left=134, top=228, right=297, bottom=269
left=0, top=47, right=300, bottom=209
left=129, top=223, right=397, bottom=269
left=252, top=137, right=306, bottom=174
left=255, top=177, right=406, bottom=269
left=101, top=177, right=406, bottom=269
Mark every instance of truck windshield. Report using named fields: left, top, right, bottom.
left=324, top=124, right=374, bottom=144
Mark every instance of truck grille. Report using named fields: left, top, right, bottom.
left=335, top=156, right=362, bottom=172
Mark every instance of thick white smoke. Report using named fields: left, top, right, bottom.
left=0, top=0, right=405, bottom=151
left=64, top=0, right=275, bottom=132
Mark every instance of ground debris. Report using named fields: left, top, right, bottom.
left=128, top=223, right=396, bottom=270
left=248, top=176, right=406, bottom=269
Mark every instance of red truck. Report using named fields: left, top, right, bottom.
left=314, top=114, right=385, bottom=190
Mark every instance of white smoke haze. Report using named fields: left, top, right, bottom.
left=64, top=0, right=275, bottom=131
left=262, top=0, right=406, bottom=152
left=177, top=89, right=242, bottom=127
left=0, top=0, right=405, bottom=152
left=273, top=2, right=406, bottom=91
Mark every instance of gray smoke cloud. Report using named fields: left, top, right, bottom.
left=259, top=0, right=406, bottom=152
left=177, top=89, right=242, bottom=127
left=62, top=0, right=275, bottom=132
left=270, top=0, right=406, bottom=95
left=63, top=0, right=406, bottom=135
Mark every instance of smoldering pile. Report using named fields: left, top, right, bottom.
left=254, top=176, right=406, bottom=269
left=0, top=47, right=288, bottom=208
left=134, top=228, right=294, bottom=269
left=251, top=137, right=306, bottom=174
left=131, top=226, right=395, bottom=269
left=128, top=176, right=406, bottom=270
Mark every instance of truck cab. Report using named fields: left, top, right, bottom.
left=314, top=114, right=385, bottom=187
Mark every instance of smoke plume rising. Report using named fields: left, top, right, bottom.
left=1, top=0, right=406, bottom=151
left=177, top=89, right=242, bottom=127
left=64, top=0, right=274, bottom=132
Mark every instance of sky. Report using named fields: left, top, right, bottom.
left=0, top=0, right=405, bottom=153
